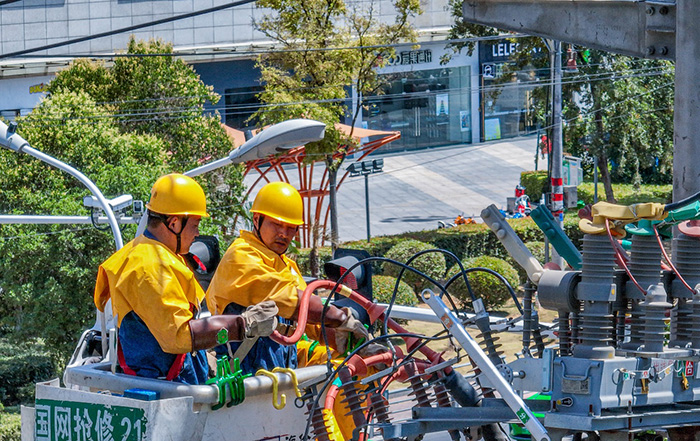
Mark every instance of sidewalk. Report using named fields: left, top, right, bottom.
left=243, top=135, right=539, bottom=243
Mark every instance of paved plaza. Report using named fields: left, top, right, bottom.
left=243, top=135, right=540, bottom=243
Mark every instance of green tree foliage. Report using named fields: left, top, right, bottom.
left=0, top=93, right=166, bottom=356
left=49, top=37, right=245, bottom=233
left=563, top=53, right=674, bottom=197
left=446, top=256, right=519, bottom=310
left=0, top=337, right=58, bottom=405
left=444, top=9, right=675, bottom=199
left=443, top=0, right=499, bottom=59
left=252, top=0, right=421, bottom=247
left=382, top=239, right=446, bottom=293
left=0, top=38, right=245, bottom=359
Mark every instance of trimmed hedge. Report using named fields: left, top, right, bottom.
left=577, top=182, right=672, bottom=205
left=0, top=409, right=20, bottom=441
left=372, top=275, right=417, bottom=307
left=446, top=256, right=519, bottom=310
left=296, top=215, right=583, bottom=277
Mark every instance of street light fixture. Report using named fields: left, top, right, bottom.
left=347, top=158, right=384, bottom=242
left=185, top=119, right=326, bottom=177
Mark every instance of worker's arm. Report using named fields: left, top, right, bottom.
left=298, top=291, right=369, bottom=353
left=190, top=301, right=279, bottom=351
left=298, top=292, right=347, bottom=327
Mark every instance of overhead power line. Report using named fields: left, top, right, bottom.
left=0, top=0, right=256, bottom=60
left=6, top=34, right=530, bottom=60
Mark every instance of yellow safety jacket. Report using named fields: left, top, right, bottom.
left=207, top=230, right=306, bottom=317
left=94, top=234, right=205, bottom=354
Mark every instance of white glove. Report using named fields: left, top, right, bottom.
left=241, top=301, right=279, bottom=338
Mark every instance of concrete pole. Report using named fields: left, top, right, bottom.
left=551, top=41, right=565, bottom=268
left=365, top=173, right=371, bottom=243
left=672, top=0, right=700, bottom=201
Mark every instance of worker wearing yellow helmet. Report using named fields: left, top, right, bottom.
left=94, top=174, right=279, bottom=384
left=206, top=181, right=369, bottom=374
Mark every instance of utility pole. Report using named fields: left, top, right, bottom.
left=550, top=40, right=565, bottom=268
left=672, top=0, right=700, bottom=201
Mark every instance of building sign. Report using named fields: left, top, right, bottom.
left=35, top=399, right=147, bottom=441
left=385, top=49, right=432, bottom=66
left=479, top=39, right=544, bottom=79
left=482, top=63, right=509, bottom=79
left=29, top=83, right=49, bottom=94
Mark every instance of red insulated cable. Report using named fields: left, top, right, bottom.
left=653, top=224, right=695, bottom=294
left=605, top=219, right=647, bottom=296
left=269, top=280, right=452, bottom=374
left=269, top=279, right=331, bottom=345
left=324, top=384, right=340, bottom=410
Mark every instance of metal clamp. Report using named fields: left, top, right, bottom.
left=612, top=368, right=636, bottom=385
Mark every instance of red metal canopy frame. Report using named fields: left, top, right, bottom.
left=227, top=123, right=400, bottom=247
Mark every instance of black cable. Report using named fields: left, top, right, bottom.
left=317, top=255, right=461, bottom=372
left=305, top=252, right=477, bottom=439
left=387, top=248, right=473, bottom=338
left=0, top=0, right=257, bottom=60
left=664, top=189, right=700, bottom=212
left=89, top=207, right=111, bottom=232
left=443, top=267, right=524, bottom=314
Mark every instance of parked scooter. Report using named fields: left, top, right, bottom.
left=438, top=213, right=476, bottom=228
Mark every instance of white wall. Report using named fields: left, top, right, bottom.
left=0, top=74, right=52, bottom=116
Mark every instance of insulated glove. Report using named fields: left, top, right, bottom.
left=334, top=307, right=370, bottom=354
left=358, top=341, right=390, bottom=358
left=241, top=300, right=279, bottom=338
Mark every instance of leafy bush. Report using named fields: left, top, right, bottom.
left=372, top=275, right=417, bottom=307
left=446, top=256, right=519, bottom=310
left=520, top=170, right=548, bottom=202
left=382, top=240, right=446, bottom=293
left=0, top=409, right=20, bottom=441
left=0, top=338, right=58, bottom=406
left=294, top=246, right=333, bottom=277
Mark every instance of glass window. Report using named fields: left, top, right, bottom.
left=362, top=66, right=472, bottom=153
left=224, top=86, right=263, bottom=130
left=480, top=64, right=546, bottom=141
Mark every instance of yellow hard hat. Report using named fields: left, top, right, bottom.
left=146, top=173, right=209, bottom=217
left=251, top=182, right=303, bottom=225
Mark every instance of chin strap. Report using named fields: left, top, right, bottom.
left=157, top=214, right=189, bottom=254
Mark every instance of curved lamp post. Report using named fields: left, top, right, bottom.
left=0, top=121, right=124, bottom=250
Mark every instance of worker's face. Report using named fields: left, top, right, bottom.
left=256, top=214, right=298, bottom=255
left=168, top=215, right=201, bottom=254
